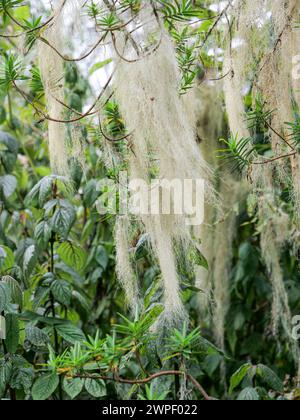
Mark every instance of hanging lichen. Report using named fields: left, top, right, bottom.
left=222, top=0, right=300, bottom=370
left=111, top=7, right=214, bottom=318
left=38, top=0, right=69, bottom=176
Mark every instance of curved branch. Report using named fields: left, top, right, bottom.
left=252, top=150, right=297, bottom=165
left=98, top=118, right=132, bottom=143
left=0, top=0, right=68, bottom=37
left=70, top=370, right=214, bottom=401
left=38, top=33, right=108, bottom=62
left=12, top=68, right=115, bottom=124
left=111, top=31, right=162, bottom=64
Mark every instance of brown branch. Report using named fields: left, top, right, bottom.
left=38, top=34, right=108, bottom=62
left=70, top=370, right=214, bottom=400
left=12, top=68, right=115, bottom=124
left=111, top=31, right=162, bottom=64
left=103, top=0, right=141, bottom=56
left=265, top=121, right=295, bottom=151
left=252, top=150, right=297, bottom=165
left=98, top=118, right=132, bottom=143
left=200, top=1, right=233, bottom=49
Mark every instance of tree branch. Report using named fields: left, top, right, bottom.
left=70, top=370, right=214, bottom=401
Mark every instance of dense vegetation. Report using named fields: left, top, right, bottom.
left=0, top=0, right=300, bottom=401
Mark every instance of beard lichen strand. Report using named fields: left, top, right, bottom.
left=38, top=0, right=69, bottom=176
left=115, top=216, right=139, bottom=310
left=212, top=179, right=245, bottom=350
left=112, top=28, right=213, bottom=319
left=222, top=0, right=253, bottom=141
left=193, top=84, right=224, bottom=316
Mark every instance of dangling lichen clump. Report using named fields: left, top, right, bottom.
left=113, top=21, right=213, bottom=318
left=222, top=0, right=300, bottom=367
left=38, top=0, right=69, bottom=176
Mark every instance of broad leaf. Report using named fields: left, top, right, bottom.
left=32, top=372, right=59, bottom=400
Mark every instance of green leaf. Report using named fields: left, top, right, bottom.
left=237, top=387, right=260, bottom=401
left=0, top=245, right=15, bottom=273
left=25, top=326, right=50, bottom=347
left=49, top=200, right=76, bottom=239
left=144, top=276, right=162, bottom=310
left=34, top=221, right=52, bottom=250
left=0, top=358, right=13, bottom=397
left=0, top=175, right=17, bottom=198
left=56, top=242, right=87, bottom=272
left=204, top=354, right=222, bottom=377
left=55, top=323, right=85, bottom=344
left=256, top=364, right=283, bottom=392
left=229, top=363, right=252, bottom=395
left=5, top=313, right=19, bottom=353
left=0, top=281, right=10, bottom=312
left=134, top=233, right=150, bottom=260
left=95, top=245, right=108, bottom=270
left=85, top=378, right=106, bottom=398
left=190, top=246, right=208, bottom=270
left=83, top=179, right=100, bottom=207
left=0, top=131, right=18, bottom=172
left=26, top=175, right=69, bottom=207
left=10, top=367, right=34, bottom=391
left=141, top=304, right=164, bottom=330
left=23, top=244, right=37, bottom=279
left=51, top=280, right=72, bottom=306
left=63, top=377, right=84, bottom=399
left=89, top=59, right=113, bottom=76
left=32, top=372, right=59, bottom=400
left=0, top=315, right=5, bottom=340
left=26, top=176, right=53, bottom=207
left=2, top=276, right=23, bottom=310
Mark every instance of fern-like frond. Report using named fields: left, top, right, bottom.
left=217, top=135, right=256, bottom=173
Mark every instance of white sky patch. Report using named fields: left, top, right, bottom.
left=209, top=1, right=231, bottom=13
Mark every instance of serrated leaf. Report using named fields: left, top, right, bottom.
left=1, top=276, right=23, bottom=310
left=0, top=315, right=6, bottom=340
left=0, top=175, right=17, bottom=198
left=23, top=244, right=37, bottom=279
left=85, top=378, right=106, bottom=398
left=34, top=221, right=52, bottom=250
left=237, top=387, right=260, bottom=400
left=50, top=200, right=76, bottom=239
left=0, top=245, right=15, bottom=273
left=0, top=281, right=10, bottom=312
left=32, top=372, right=59, bottom=400
left=26, top=176, right=53, bottom=207
left=9, top=367, right=34, bottom=391
left=63, top=377, right=84, bottom=399
left=0, top=358, right=13, bottom=397
left=51, top=280, right=72, bottom=306
left=229, top=363, right=252, bottom=395
left=56, top=242, right=87, bottom=272
left=144, top=276, right=162, bottom=310
left=55, top=323, right=85, bottom=344
left=5, top=313, right=19, bottom=353
left=25, top=326, right=50, bottom=347
left=257, top=364, right=283, bottom=392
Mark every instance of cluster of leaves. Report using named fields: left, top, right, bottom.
left=219, top=96, right=300, bottom=172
